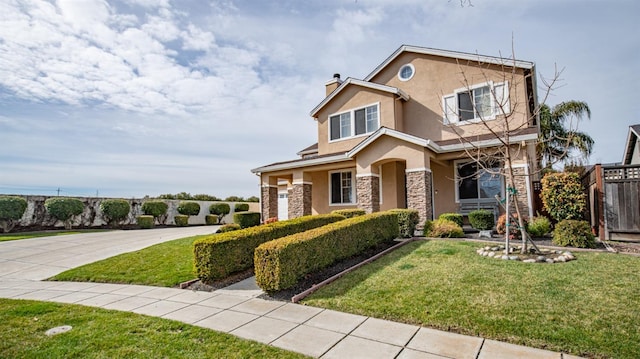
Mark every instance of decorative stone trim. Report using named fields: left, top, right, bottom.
left=356, top=175, right=380, bottom=214
left=406, top=170, right=433, bottom=224
left=289, top=183, right=312, bottom=218
left=261, top=186, right=278, bottom=220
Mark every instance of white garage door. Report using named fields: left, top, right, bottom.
left=278, top=192, right=288, bottom=220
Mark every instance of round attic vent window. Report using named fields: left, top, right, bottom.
left=398, top=64, right=415, bottom=81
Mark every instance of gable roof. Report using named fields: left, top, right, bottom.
left=309, top=78, right=409, bottom=118
left=622, top=125, right=640, bottom=165
left=364, top=45, right=535, bottom=82
left=297, top=143, right=318, bottom=156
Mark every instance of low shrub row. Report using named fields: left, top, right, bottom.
left=193, top=213, right=346, bottom=282
left=330, top=209, right=365, bottom=218
left=388, top=209, right=419, bottom=238
left=254, top=212, right=399, bottom=292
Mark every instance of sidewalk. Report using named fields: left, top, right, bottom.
left=0, top=229, right=582, bottom=358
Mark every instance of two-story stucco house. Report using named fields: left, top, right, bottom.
left=252, top=45, right=540, bottom=225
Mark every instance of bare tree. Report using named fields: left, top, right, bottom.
left=442, top=45, right=562, bottom=254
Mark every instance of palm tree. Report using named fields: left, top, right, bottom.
left=537, top=100, right=594, bottom=168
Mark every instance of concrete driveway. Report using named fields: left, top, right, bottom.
left=0, top=226, right=218, bottom=281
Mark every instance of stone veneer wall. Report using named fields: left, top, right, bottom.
left=4, top=195, right=258, bottom=230
left=356, top=176, right=380, bottom=214
left=261, top=186, right=278, bottom=220
left=288, top=183, right=312, bottom=218
left=508, top=166, right=531, bottom=219
left=406, top=170, right=433, bottom=225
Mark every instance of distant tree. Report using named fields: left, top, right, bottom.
left=224, top=196, right=244, bottom=202
left=175, top=192, right=192, bottom=200
left=192, top=194, right=220, bottom=201
left=537, top=101, right=594, bottom=168
left=158, top=194, right=175, bottom=200
left=245, top=196, right=260, bottom=203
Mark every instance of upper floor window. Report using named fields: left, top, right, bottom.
left=329, top=103, right=379, bottom=141
left=443, top=81, right=510, bottom=125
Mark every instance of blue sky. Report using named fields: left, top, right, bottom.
left=1, top=0, right=638, bottom=198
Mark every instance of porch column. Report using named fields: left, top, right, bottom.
left=510, top=165, right=532, bottom=219
left=261, top=176, right=278, bottom=220
left=289, top=172, right=312, bottom=218
left=356, top=174, right=380, bottom=214
left=406, top=168, right=433, bottom=224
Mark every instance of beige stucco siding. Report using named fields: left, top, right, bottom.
left=316, top=86, right=400, bottom=155
left=354, top=136, right=432, bottom=173
left=379, top=161, right=407, bottom=211
left=369, top=52, right=531, bottom=142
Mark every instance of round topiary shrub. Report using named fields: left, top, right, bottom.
left=496, top=213, right=528, bottom=236
left=100, top=199, right=131, bottom=228
left=209, top=203, right=230, bottom=223
left=177, top=201, right=200, bottom=216
left=216, top=223, right=241, bottom=233
left=553, top=219, right=596, bottom=248
left=468, top=210, right=494, bottom=231
left=234, top=203, right=249, bottom=212
left=174, top=214, right=189, bottom=227
left=137, top=215, right=154, bottom=229
left=527, top=216, right=552, bottom=237
left=429, top=218, right=465, bottom=238
left=233, top=212, right=261, bottom=229
left=330, top=209, right=366, bottom=218
left=45, top=197, right=84, bottom=230
left=0, top=196, right=28, bottom=233
left=438, top=213, right=463, bottom=228
left=540, top=172, right=586, bottom=222
left=205, top=214, right=218, bottom=225
left=142, top=200, right=168, bottom=224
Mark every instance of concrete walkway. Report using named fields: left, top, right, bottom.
left=0, top=228, right=582, bottom=359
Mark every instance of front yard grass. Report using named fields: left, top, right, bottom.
left=50, top=235, right=207, bottom=287
left=0, top=299, right=306, bottom=359
left=303, top=240, right=640, bottom=359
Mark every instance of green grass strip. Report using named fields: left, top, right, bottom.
left=51, top=235, right=207, bottom=287
left=0, top=299, right=307, bottom=358
left=303, top=240, right=640, bottom=359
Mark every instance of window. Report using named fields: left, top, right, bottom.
left=329, top=103, right=379, bottom=141
left=456, top=162, right=503, bottom=201
left=398, top=64, right=415, bottom=81
left=443, top=82, right=510, bottom=124
left=330, top=171, right=354, bottom=204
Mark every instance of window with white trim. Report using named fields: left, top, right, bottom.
left=443, top=82, right=510, bottom=124
left=329, top=103, right=379, bottom=141
left=456, top=162, right=503, bottom=201
left=330, top=171, right=355, bottom=204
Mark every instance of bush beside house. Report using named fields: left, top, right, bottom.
left=0, top=196, right=27, bottom=233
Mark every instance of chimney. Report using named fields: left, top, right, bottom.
left=325, top=73, right=342, bottom=96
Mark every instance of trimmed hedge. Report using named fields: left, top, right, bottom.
left=234, top=212, right=261, bottom=228
left=0, top=196, right=27, bottom=233
left=137, top=215, right=154, bottom=229
left=330, top=209, right=366, bottom=218
left=217, top=223, right=241, bottom=233
left=45, top=197, right=84, bottom=230
left=205, top=214, right=219, bottom=225
left=174, top=214, right=189, bottom=227
left=468, top=210, right=494, bottom=231
left=178, top=201, right=200, bottom=216
left=194, top=213, right=346, bottom=282
left=142, top=201, right=168, bottom=224
left=439, top=213, right=463, bottom=228
left=254, top=212, right=399, bottom=291
left=388, top=209, right=419, bottom=238
left=234, top=203, right=249, bottom=212
left=100, top=199, right=130, bottom=227
left=553, top=219, right=596, bottom=248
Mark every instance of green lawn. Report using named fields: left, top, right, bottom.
left=303, top=240, right=640, bottom=359
left=50, top=234, right=208, bottom=287
left=0, top=230, right=109, bottom=242
left=0, top=299, right=306, bottom=359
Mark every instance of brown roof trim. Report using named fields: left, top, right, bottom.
left=435, top=126, right=538, bottom=147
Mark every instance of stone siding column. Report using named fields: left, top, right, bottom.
left=509, top=166, right=531, bottom=219
left=261, top=185, right=278, bottom=220
left=289, top=183, right=312, bottom=218
left=356, top=175, right=380, bottom=214
left=406, top=169, right=433, bottom=224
